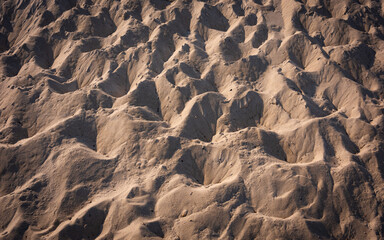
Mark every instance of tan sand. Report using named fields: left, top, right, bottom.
left=0, top=0, right=384, bottom=239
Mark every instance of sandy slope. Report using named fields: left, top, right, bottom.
left=0, top=0, right=384, bottom=239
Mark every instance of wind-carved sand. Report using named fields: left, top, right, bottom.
left=0, top=0, right=384, bottom=239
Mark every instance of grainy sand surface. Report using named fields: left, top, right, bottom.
left=1, top=0, right=384, bottom=239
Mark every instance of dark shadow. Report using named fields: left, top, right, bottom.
left=200, top=4, right=229, bottom=31
left=145, top=220, right=164, bottom=238
left=58, top=207, right=107, bottom=240
left=150, top=0, right=172, bottom=10
left=39, top=10, right=55, bottom=27
left=305, top=221, right=330, bottom=238
left=123, top=0, right=142, bottom=21
left=0, top=33, right=9, bottom=52
left=174, top=150, right=205, bottom=185
left=1, top=55, right=21, bottom=77
left=260, top=131, right=288, bottom=162
left=232, top=1, right=244, bottom=16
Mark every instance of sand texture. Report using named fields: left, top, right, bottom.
left=1, top=0, right=384, bottom=239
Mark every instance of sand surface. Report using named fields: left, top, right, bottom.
left=1, top=0, right=384, bottom=239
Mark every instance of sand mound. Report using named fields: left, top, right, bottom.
left=1, top=0, right=384, bottom=239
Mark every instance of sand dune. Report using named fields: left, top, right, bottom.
left=1, top=0, right=384, bottom=239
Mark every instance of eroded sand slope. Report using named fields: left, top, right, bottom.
left=1, top=0, right=384, bottom=239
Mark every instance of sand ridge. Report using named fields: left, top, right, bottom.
left=0, top=0, right=384, bottom=239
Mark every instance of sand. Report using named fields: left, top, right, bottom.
left=0, top=0, right=384, bottom=239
